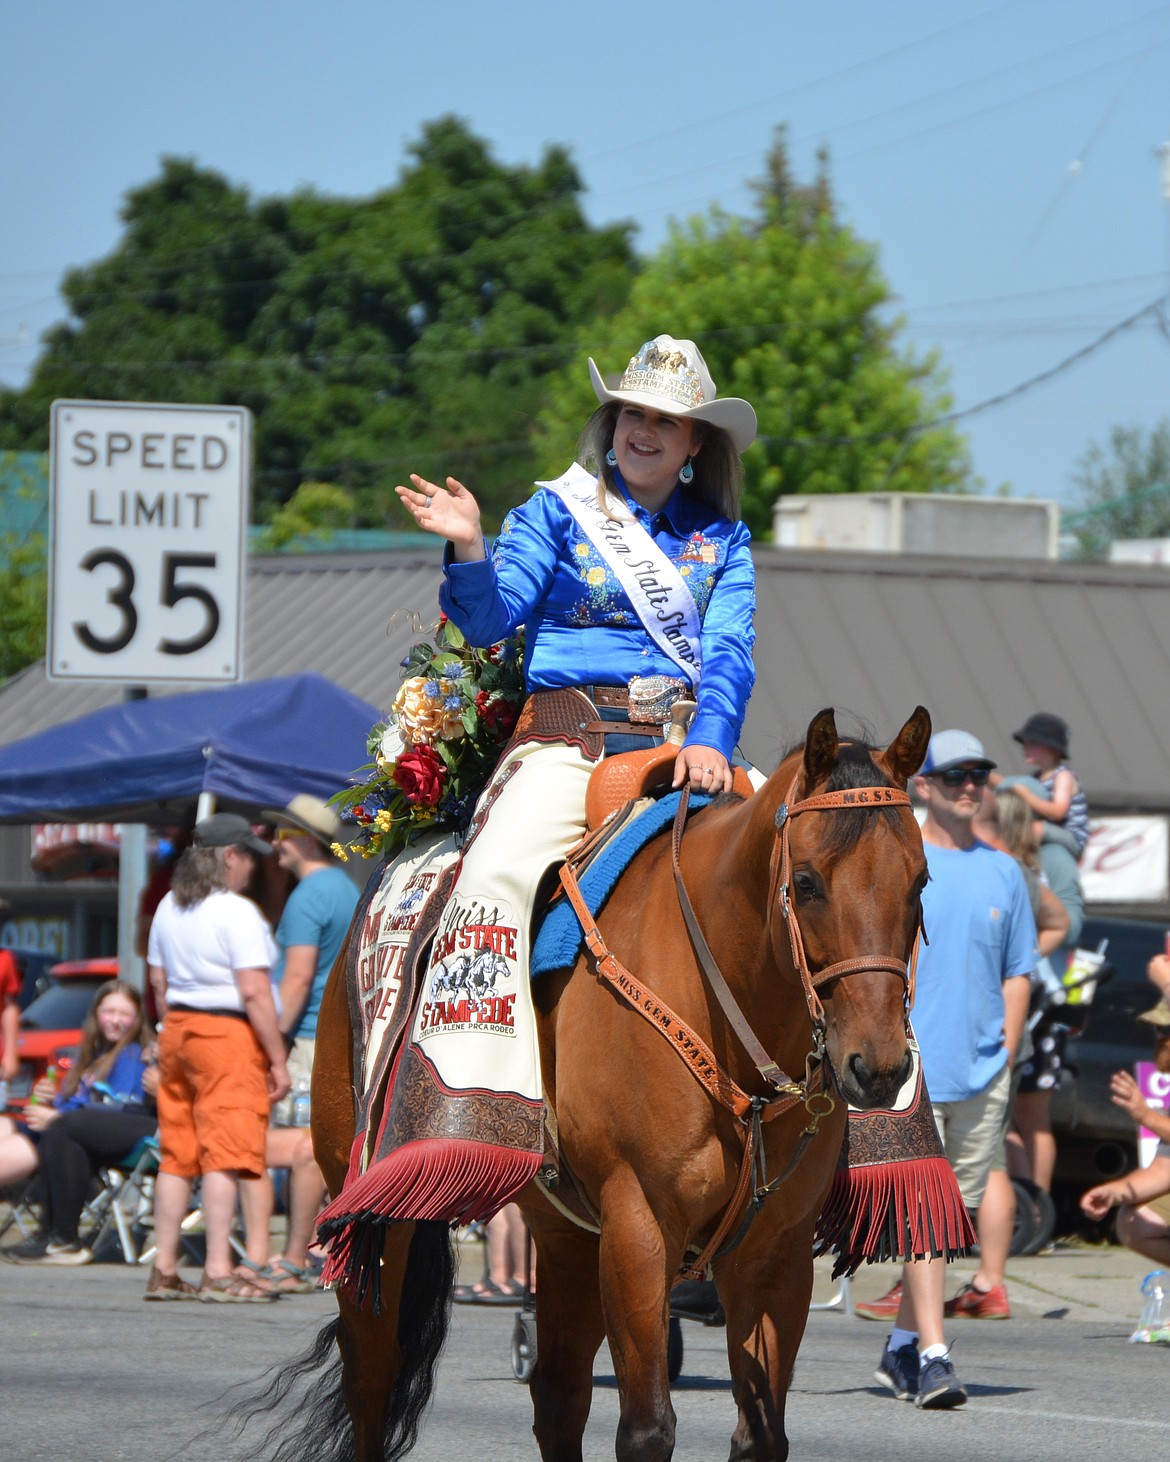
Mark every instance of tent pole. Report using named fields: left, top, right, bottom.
left=195, top=792, right=217, bottom=823
left=116, top=687, right=149, bottom=992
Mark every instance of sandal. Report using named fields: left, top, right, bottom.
left=270, top=1259, right=322, bottom=1294
left=143, top=1266, right=200, bottom=1302
left=198, top=1272, right=280, bottom=1304
left=452, top=1278, right=515, bottom=1306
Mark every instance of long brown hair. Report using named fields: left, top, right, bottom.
left=995, top=788, right=1040, bottom=870
left=59, top=979, right=151, bottom=1098
left=577, top=402, right=745, bottom=521
left=170, top=845, right=229, bottom=908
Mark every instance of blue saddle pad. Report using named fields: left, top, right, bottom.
left=530, top=791, right=711, bottom=977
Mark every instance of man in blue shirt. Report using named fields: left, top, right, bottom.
left=239, top=795, right=359, bottom=1290
left=868, top=730, right=1035, bottom=1410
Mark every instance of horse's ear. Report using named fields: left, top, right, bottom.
left=876, top=705, right=932, bottom=786
left=803, top=708, right=839, bottom=785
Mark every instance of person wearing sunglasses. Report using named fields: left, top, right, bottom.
left=867, top=729, right=1037, bottom=1412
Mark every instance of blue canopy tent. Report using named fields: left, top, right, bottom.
left=0, top=672, right=379, bottom=824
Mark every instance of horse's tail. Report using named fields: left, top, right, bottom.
left=224, top=1221, right=455, bottom=1462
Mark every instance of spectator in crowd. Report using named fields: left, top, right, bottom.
left=1081, top=1047, right=1170, bottom=1267
left=997, top=712, right=1089, bottom=861
left=1141, top=950, right=1170, bottom=1026
left=145, top=813, right=288, bottom=1303
left=952, top=787, right=1068, bottom=1320
left=1, top=980, right=152, bottom=1257
left=1001, top=788, right=1086, bottom=1197
left=238, top=795, right=358, bottom=1292
left=455, top=1203, right=532, bottom=1303
left=859, top=730, right=1035, bottom=1410
left=0, top=900, right=20, bottom=1090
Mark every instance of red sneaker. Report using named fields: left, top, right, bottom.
left=853, top=1280, right=904, bottom=1321
left=944, top=1281, right=1010, bottom=1319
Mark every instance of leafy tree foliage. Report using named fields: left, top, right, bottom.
left=0, top=126, right=971, bottom=546
left=0, top=453, right=47, bottom=680
left=1067, top=420, right=1170, bottom=560
left=535, top=132, right=971, bottom=536
left=0, top=122, right=636, bottom=530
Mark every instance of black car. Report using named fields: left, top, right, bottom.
left=1049, top=915, right=1166, bottom=1189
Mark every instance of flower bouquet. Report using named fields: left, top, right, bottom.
left=331, top=617, right=525, bottom=862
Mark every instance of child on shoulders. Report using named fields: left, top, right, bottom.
left=998, top=713, right=1089, bottom=861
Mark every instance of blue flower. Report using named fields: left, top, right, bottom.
left=444, top=694, right=463, bottom=712
left=424, top=678, right=442, bottom=699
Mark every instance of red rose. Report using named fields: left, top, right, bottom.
left=392, top=744, right=446, bottom=807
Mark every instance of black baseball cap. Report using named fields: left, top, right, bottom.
left=192, top=812, right=272, bottom=856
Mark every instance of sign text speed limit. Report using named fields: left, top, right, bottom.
left=49, top=400, right=250, bottom=684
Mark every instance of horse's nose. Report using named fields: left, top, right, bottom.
left=846, top=1046, right=912, bottom=1105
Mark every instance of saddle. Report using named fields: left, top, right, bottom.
left=584, top=697, right=755, bottom=829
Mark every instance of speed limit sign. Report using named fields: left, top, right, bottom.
left=48, top=400, right=250, bottom=684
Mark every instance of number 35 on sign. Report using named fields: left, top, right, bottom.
left=49, top=401, right=250, bottom=685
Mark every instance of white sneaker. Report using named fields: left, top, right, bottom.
left=40, top=1240, right=93, bottom=1266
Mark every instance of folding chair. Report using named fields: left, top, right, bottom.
left=0, top=1180, right=44, bottom=1248
left=85, top=1134, right=160, bottom=1264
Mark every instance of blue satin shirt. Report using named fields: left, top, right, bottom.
left=440, top=470, right=756, bottom=760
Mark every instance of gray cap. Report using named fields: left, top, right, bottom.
left=192, top=812, right=272, bottom=856
left=920, top=728, right=997, bottom=777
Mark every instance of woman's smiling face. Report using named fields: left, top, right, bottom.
left=612, top=405, right=699, bottom=509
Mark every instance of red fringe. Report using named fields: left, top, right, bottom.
left=317, top=1139, right=541, bottom=1306
left=813, top=1156, right=976, bottom=1280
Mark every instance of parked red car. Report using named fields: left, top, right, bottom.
left=3, top=957, right=117, bottom=1112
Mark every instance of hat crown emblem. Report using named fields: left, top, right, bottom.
left=619, top=336, right=708, bottom=409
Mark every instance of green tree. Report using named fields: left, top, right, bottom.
left=535, top=132, right=971, bottom=536
left=0, top=121, right=636, bottom=530
left=0, top=452, right=48, bottom=679
left=252, top=480, right=357, bottom=551
left=1066, top=420, right=1170, bottom=560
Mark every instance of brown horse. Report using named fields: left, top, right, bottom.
left=251, top=704, right=930, bottom=1462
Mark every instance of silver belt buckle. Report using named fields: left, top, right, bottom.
left=627, top=675, right=687, bottom=724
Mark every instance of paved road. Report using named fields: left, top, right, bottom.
left=1, top=1247, right=1167, bottom=1460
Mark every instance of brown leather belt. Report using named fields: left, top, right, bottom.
left=585, top=685, right=631, bottom=709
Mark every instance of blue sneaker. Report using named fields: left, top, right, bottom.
left=875, top=1340, right=919, bottom=1400
left=915, top=1352, right=967, bottom=1410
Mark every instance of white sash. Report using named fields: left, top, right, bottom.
left=539, top=463, right=703, bottom=687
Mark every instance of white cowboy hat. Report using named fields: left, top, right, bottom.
left=588, top=334, right=757, bottom=453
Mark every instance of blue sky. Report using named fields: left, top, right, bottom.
left=1, top=0, right=1168, bottom=511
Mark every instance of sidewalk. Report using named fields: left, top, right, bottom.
left=453, top=1227, right=1156, bottom=1329
left=836, top=1239, right=1154, bottom=1327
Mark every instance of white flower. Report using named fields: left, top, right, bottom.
left=378, top=720, right=406, bottom=765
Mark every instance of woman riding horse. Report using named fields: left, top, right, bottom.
left=383, top=332, right=760, bottom=1218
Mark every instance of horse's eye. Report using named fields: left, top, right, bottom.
left=793, top=869, right=819, bottom=899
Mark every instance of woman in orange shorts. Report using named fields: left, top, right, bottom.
left=145, top=813, right=289, bottom=1303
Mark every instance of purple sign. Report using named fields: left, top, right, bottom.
left=1136, top=1061, right=1170, bottom=1166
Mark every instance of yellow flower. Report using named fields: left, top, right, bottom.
left=587, top=566, right=606, bottom=586
left=374, top=809, right=393, bottom=831
left=330, top=842, right=349, bottom=862
left=575, top=543, right=590, bottom=558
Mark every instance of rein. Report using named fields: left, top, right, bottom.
left=557, top=771, right=923, bottom=1281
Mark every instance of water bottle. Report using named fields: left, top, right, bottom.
left=1129, top=1270, right=1170, bottom=1344
left=291, top=1076, right=312, bottom=1128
